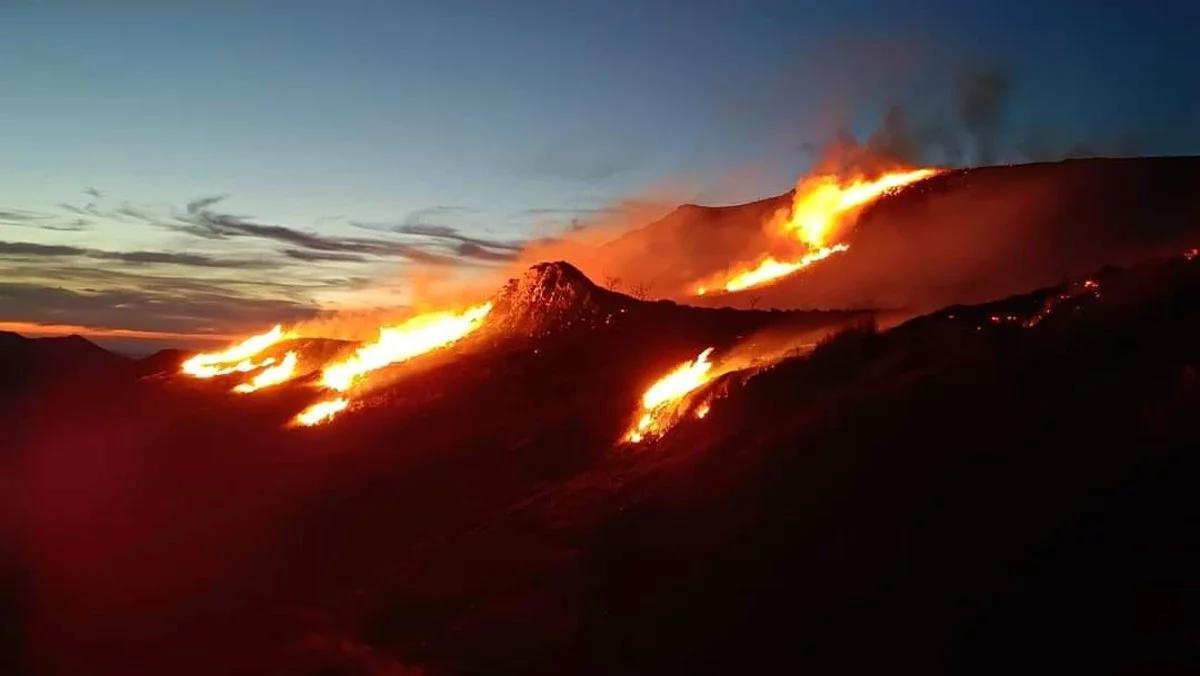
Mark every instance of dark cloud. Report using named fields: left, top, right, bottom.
left=454, top=242, right=520, bottom=262
left=174, top=200, right=468, bottom=265
left=0, top=190, right=533, bottom=342
left=40, top=219, right=92, bottom=232
left=354, top=221, right=526, bottom=263
left=394, top=223, right=523, bottom=252
left=282, top=249, right=368, bottom=263
left=0, top=281, right=314, bottom=335
left=186, top=195, right=227, bottom=214
left=0, top=239, right=275, bottom=269
left=84, top=187, right=103, bottom=199
left=0, top=241, right=81, bottom=256
left=0, top=209, right=53, bottom=223
left=957, top=68, right=1012, bottom=165
left=115, top=204, right=160, bottom=223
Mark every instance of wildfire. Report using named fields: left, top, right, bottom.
left=707, top=243, right=850, bottom=294
left=694, top=167, right=939, bottom=295
left=320, top=302, right=493, bottom=392
left=181, top=325, right=288, bottom=378
left=626, top=347, right=715, bottom=443
left=233, top=351, right=299, bottom=393
left=294, top=398, right=349, bottom=427
left=1022, top=278, right=1101, bottom=328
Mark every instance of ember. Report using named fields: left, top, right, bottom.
left=1024, top=279, right=1101, bottom=328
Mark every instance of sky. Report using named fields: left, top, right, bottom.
left=1, top=0, right=1197, bottom=350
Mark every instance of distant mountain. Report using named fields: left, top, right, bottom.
left=0, top=331, right=130, bottom=396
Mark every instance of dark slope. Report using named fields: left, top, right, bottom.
left=224, top=251, right=1192, bottom=675
left=5, top=262, right=862, bottom=676
left=7, top=254, right=1197, bottom=674
left=597, top=156, right=1200, bottom=311
left=556, top=252, right=1200, bottom=674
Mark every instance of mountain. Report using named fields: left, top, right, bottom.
left=588, top=156, right=1200, bottom=312
left=4, top=213, right=1199, bottom=673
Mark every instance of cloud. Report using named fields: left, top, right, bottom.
left=0, top=239, right=276, bottom=269
left=453, top=241, right=520, bottom=262
left=282, top=249, right=368, bottom=263
left=0, top=209, right=55, bottom=224
left=0, top=190, right=547, bottom=343
left=170, top=199, right=474, bottom=266
left=84, top=187, right=103, bottom=199
left=0, top=281, right=314, bottom=335
left=186, top=194, right=227, bottom=214
left=40, top=219, right=92, bottom=232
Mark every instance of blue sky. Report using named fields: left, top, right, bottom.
left=1, top=0, right=1197, bottom=345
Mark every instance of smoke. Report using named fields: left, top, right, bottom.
left=860, top=66, right=1151, bottom=167
left=285, top=65, right=1181, bottom=337
left=957, top=69, right=1012, bottom=165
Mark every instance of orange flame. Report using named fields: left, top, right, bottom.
left=233, top=351, right=299, bottom=393
left=320, top=302, right=493, bottom=392
left=626, top=347, right=715, bottom=443
left=694, top=167, right=939, bottom=295
left=181, top=325, right=288, bottom=378
left=293, top=398, right=349, bottom=427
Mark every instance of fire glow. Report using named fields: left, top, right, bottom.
left=181, top=325, right=288, bottom=378
left=294, top=398, right=349, bottom=427
left=695, top=167, right=939, bottom=295
left=319, top=302, right=493, bottom=393
left=233, top=351, right=298, bottom=393
left=287, top=302, right=495, bottom=427
left=626, top=347, right=715, bottom=443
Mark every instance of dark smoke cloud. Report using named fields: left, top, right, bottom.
left=957, top=69, right=1011, bottom=165
left=855, top=66, right=1154, bottom=168
left=0, top=281, right=313, bottom=335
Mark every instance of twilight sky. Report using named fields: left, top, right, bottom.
left=2, top=0, right=1197, bottom=349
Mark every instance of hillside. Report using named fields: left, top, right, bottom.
left=3, top=250, right=1198, bottom=674
left=587, top=157, right=1200, bottom=312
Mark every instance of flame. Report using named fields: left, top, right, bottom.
left=694, top=167, right=939, bottom=295
left=181, top=325, right=288, bottom=378
left=294, top=398, right=349, bottom=427
left=320, top=302, right=493, bottom=392
left=626, top=347, right=715, bottom=443
left=233, top=351, right=299, bottom=393
left=717, top=243, right=850, bottom=294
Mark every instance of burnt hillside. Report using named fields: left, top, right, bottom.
left=4, top=253, right=1199, bottom=674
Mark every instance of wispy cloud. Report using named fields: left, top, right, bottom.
left=0, top=240, right=277, bottom=269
